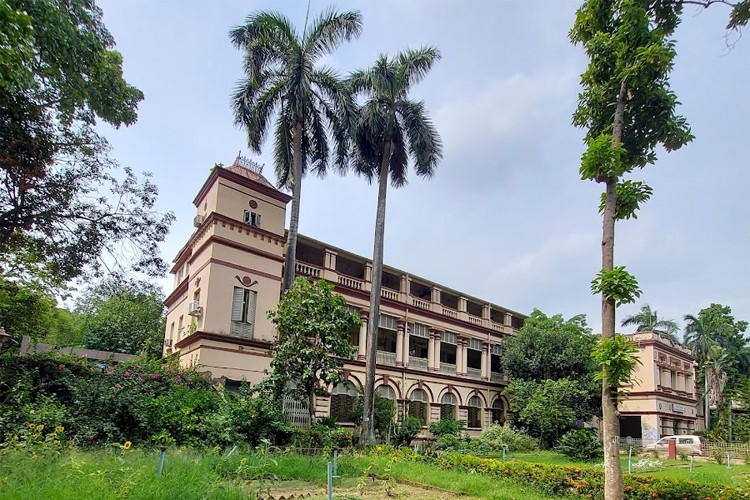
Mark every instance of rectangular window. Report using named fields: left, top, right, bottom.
left=379, top=314, right=397, bottom=330
left=230, top=287, right=257, bottom=339
left=243, top=210, right=261, bottom=227
left=169, top=322, right=175, bottom=343
left=441, top=331, right=457, bottom=344
left=411, top=323, right=430, bottom=338
left=178, top=315, right=184, bottom=337
left=671, top=371, right=677, bottom=389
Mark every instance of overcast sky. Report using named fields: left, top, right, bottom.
left=96, top=0, right=749, bottom=335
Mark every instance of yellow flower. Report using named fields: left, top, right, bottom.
left=35, top=424, right=44, bottom=431
left=123, top=441, right=132, bottom=450
left=55, top=426, right=64, bottom=433
left=240, top=458, right=248, bottom=465
left=28, top=423, right=35, bottom=429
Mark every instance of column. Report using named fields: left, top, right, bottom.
left=661, top=368, right=671, bottom=389
left=481, top=342, right=489, bottom=380
left=402, top=323, right=410, bottom=367
left=358, top=312, right=368, bottom=361
left=482, top=304, right=491, bottom=320
left=677, top=372, right=685, bottom=392
left=427, top=331, right=436, bottom=370
left=396, top=319, right=405, bottom=366
left=458, top=338, right=467, bottom=375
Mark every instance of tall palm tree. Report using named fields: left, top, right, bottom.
left=349, top=47, right=443, bottom=444
left=705, top=344, right=731, bottom=409
left=683, top=313, right=721, bottom=370
left=230, top=8, right=362, bottom=291
left=621, top=304, right=680, bottom=343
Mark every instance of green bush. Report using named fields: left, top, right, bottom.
left=555, top=428, right=602, bottom=461
left=0, top=353, right=293, bottom=448
left=392, top=417, right=422, bottom=447
left=479, top=423, right=537, bottom=452
left=348, top=392, right=396, bottom=440
left=435, top=433, right=460, bottom=450
left=291, top=422, right=353, bottom=449
left=425, top=452, right=746, bottom=500
left=429, top=418, right=466, bottom=437
left=435, top=434, right=494, bottom=455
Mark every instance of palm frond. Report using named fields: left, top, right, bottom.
left=303, top=8, right=363, bottom=60
left=397, top=99, right=442, bottom=177
left=273, top=106, right=294, bottom=189
left=388, top=128, right=409, bottom=188
left=231, top=73, right=285, bottom=153
left=398, top=46, right=441, bottom=88
left=230, top=10, right=298, bottom=50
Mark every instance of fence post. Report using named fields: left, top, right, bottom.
left=628, top=447, right=633, bottom=474
left=333, top=448, right=339, bottom=477
left=327, top=461, right=333, bottom=500
left=727, top=452, right=731, bottom=468
left=689, top=455, right=694, bottom=474
left=502, top=445, right=507, bottom=462
left=157, top=446, right=167, bottom=478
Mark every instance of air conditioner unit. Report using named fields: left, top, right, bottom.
left=188, top=301, right=203, bottom=317
left=164, top=338, right=172, bottom=347
left=193, top=214, right=205, bottom=228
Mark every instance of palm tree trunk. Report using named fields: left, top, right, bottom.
left=602, top=82, right=627, bottom=500
left=283, top=121, right=304, bottom=291
left=362, top=140, right=392, bottom=446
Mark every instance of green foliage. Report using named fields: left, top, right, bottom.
left=555, top=429, right=602, bottom=461
left=479, top=423, right=538, bottom=452
left=591, top=335, right=642, bottom=402
left=599, top=181, right=653, bottom=220
left=621, top=303, right=679, bottom=342
left=348, top=392, right=396, bottom=439
left=506, top=378, right=590, bottom=448
left=502, top=309, right=597, bottom=382
left=429, top=418, right=466, bottom=437
left=76, top=276, right=165, bottom=358
left=580, top=133, right=625, bottom=180
left=392, top=416, right=421, bottom=447
left=590, top=266, right=642, bottom=306
left=263, top=277, right=360, bottom=421
left=0, top=353, right=293, bottom=449
left=424, top=452, right=746, bottom=499
left=0, top=0, right=172, bottom=288
left=290, top=422, right=353, bottom=449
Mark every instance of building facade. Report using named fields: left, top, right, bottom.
left=619, top=331, right=699, bottom=441
left=163, top=157, right=526, bottom=433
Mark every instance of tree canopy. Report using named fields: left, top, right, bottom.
left=0, top=0, right=173, bottom=289
left=262, top=277, right=361, bottom=422
left=621, top=304, right=679, bottom=343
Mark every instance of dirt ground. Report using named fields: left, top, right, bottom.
left=256, top=478, right=464, bottom=499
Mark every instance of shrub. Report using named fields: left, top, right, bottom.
left=435, top=433, right=460, bottom=450
left=291, top=423, right=353, bottom=449
left=479, top=423, right=537, bottom=452
left=556, top=428, right=602, bottom=461
left=422, top=452, right=746, bottom=500
left=348, top=393, right=396, bottom=440
left=429, top=418, right=466, bottom=437
left=392, top=417, right=421, bottom=447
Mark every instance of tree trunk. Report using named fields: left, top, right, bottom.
left=308, top=384, right=316, bottom=425
left=602, top=82, right=627, bottom=500
left=283, top=121, right=304, bottom=291
left=361, top=140, right=392, bottom=446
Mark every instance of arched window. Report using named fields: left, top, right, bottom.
left=330, top=382, right=357, bottom=423
left=408, top=389, right=428, bottom=426
left=491, top=398, right=505, bottom=425
left=377, top=385, right=395, bottom=400
left=440, top=392, right=457, bottom=421
left=467, top=396, right=482, bottom=429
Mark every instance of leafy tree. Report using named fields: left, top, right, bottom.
left=429, top=418, right=466, bottom=437
left=263, top=277, right=360, bottom=423
left=0, top=0, right=173, bottom=289
left=502, top=309, right=601, bottom=421
left=704, top=344, right=731, bottom=408
left=391, top=416, right=421, bottom=447
left=684, top=303, right=749, bottom=387
left=349, top=47, right=443, bottom=445
left=229, top=8, right=362, bottom=292
left=0, top=276, right=77, bottom=346
left=621, top=304, right=679, bottom=342
left=76, top=276, right=165, bottom=358
left=506, top=378, right=590, bottom=448
left=570, top=1, right=692, bottom=496
left=348, top=392, right=396, bottom=440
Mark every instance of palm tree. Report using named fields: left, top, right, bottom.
left=349, top=47, right=443, bottom=445
left=705, top=344, right=731, bottom=409
left=621, top=304, right=680, bottom=343
left=230, top=9, right=362, bottom=291
left=683, top=313, right=721, bottom=369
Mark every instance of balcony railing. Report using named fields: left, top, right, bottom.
left=489, top=321, right=504, bottom=332
left=376, top=350, right=396, bottom=365
left=440, top=362, right=456, bottom=374
left=295, top=262, right=321, bottom=278
left=409, top=356, right=428, bottom=370
left=411, top=297, right=430, bottom=310
left=467, top=315, right=482, bottom=326
left=467, top=367, right=482, bottom=379
left=490, top=372, right=507, bottom=384
left=441, top=307, right=458, bottom=319
left=338, top=275, right=363, bottom=290
left=381, top=288, right=399, bottom=301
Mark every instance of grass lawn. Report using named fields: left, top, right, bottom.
left=0, top=448, right=563, bottom=499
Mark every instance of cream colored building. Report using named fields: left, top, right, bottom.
left=619, top=331, right=699, bottom=441
left=163, top=156, right=525, bottom=432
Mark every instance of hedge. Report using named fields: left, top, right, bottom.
left=426, top=452, right=747, bottom=500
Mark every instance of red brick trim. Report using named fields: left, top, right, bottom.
left=207, top=235, right=285, bottom=263
left=193, top=167, right=292, bottom=207
left=174, top=330, right=273, bottom=350
left=619, top=410, right=698, bottom=420
left=190, top=257, right=282, bottom=283
left=625, top=391, right=698, bottom=403
left=164, top=278, right=189, bottom=308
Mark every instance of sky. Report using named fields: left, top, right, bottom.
left=96, top=0, right=749, bottom=335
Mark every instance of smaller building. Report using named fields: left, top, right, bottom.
left=619, top=331, right=699, bottom=441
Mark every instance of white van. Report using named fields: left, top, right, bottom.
left=644, top=435, right=704, bottom=456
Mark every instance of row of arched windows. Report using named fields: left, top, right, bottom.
left=329, top=382, right=505, bottom=429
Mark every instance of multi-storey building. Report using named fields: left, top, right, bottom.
left=163, top=156, right=526, bottom=432
left=619, top=331, right=699, bottom=441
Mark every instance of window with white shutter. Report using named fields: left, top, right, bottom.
left=230, top=287, right=256, bottom=339
left=243, top=210, right=261, bottom=227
